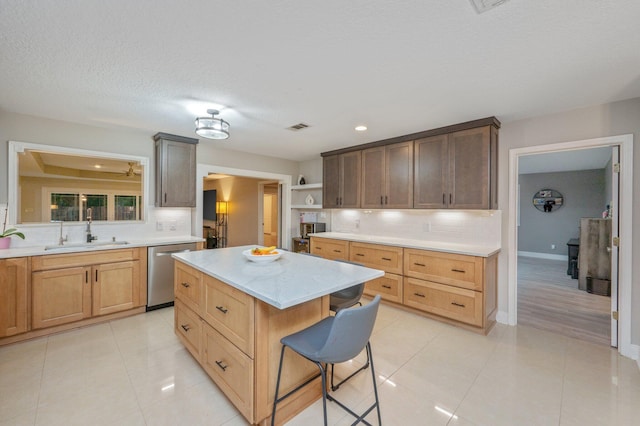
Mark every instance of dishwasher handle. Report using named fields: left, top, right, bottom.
left=155, top=249, right=192, bottom=257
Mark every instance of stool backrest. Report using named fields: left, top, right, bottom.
left=315, top=295, right=381, bottom=364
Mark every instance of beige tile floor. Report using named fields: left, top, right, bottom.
left=1, top=303, right=639, bottom=426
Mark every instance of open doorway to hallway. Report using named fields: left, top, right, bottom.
left=516, top=147, right=615, bottom=346
left=508, top=134, right=635, bottom=360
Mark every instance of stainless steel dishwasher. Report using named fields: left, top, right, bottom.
left=147, top=242, right=197, bottom=310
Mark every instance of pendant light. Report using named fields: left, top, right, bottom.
left=195, top=109, right=230, bottom=140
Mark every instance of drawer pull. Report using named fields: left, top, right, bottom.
left=181, top=324, right=191, bottom=332
left=451, top=302, right=466, bottom=308
left=181, top=282, right=190, bottom=288
left=381, top=257, right=391, bottom=261
left=333, top=249, right=342, bottom=253
left=451, top=269, right=466, bottom=273
left=215, top=360, right=228, bottom=371
left=356, top=253, right=365, bottom=257
left=414, top=262, right=426, bottom=267
left=216, top=305, right=228, bottom=314
left=414, top=292, right=426, bottom=298
left=382, top=285, right=392, bottom=289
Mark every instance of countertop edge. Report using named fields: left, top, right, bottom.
left=0, top=236, right=205, bottom=259
left=309, top=232, right=501, bottom=257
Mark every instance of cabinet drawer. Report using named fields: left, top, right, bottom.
left=310, top=238, right=349, bottom=261
left=202, top=276, right=255, bottom=358
left=349, top=242, right=403, bottom=274
left=175, top=300, right=202, bottom=360
left=404, top=278, right=483, bottom=327
left=404, top=249, right=483, bottom=291
left=363, top=273, right=403, bottom=303
left=32, top=248, right=139, bottom=271
left=174, top=262, right=203, bottom=315
left=202, top=321, right=254, bottom=422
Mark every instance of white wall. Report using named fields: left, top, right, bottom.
left=498, top=97, right=640, bottom=345
left=0, top=111, right=299, bottom=246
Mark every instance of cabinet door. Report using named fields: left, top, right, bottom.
left=340, top=151, right=361, bottom=208
left=414, top=135, right=448, bottom=208
left=385, top=141, right=414, bottom=208
left=448, top=126, right=491, bottom=209
left=156, top=139, right=197, bottom=207
left=361, top=147, right=385, bottom=208
left=310, top=238, right=349, bottom=261
left=0, top=258, right=28, bottom=337
left=92, top=260, right=140, bottom=316
left=322, top=155, right=340, bottom=208
left=32, top=267, right=92, bottom=329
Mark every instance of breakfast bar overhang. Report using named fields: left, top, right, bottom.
left=172, top=246, right=384, bottom=425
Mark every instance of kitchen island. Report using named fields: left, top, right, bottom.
left=172, top=246, right=384, bottom=425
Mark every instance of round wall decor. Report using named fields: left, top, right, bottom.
left=533, top=189, right=564, bottom=212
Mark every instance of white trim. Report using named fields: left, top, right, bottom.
left=195, top=164, right=292, bottom=250
left=517, top=251, right=567, bottom=261
left=508, top=134, right=634, bottom=358
left=8, top=141, right=150, bottom=224
left=496, top=311, right=509, bottom=325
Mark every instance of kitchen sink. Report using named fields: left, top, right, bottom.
left=44, top=241, right=130, bottom=251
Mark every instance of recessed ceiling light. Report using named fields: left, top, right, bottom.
left=355, top=125, right=367, bottom=132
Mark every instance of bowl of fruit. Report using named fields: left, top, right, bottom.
left=242, top=246, right=283, bottom=263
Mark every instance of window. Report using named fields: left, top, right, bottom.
left=47, top=189, right=142, bottom=222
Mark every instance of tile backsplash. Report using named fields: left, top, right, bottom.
left=330, top=209, right=501, bottom=247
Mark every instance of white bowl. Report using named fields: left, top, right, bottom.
left=242, top=248, right=283, bottom=263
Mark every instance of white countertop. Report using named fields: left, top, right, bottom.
left=310, top=232, right=501, bottom=257
left=173, top=245, right=384, bottom=310
left=0, top=235, right=204, bottom=259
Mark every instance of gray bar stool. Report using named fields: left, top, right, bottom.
left=271, top=295, right=382, bottom=426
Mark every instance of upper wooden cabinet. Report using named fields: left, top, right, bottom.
left=323, top=151, right=361, bottom=208
left=361, top=141, right=413, bottom=209
left=154, top=133, right=198, bottom=207
left=415, top=125, right=498, bottom=210
left=322, top=117, right=499, bottom=210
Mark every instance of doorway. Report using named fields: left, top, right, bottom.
left=508, top=134, right=633, bottom=358
left=261, top=182, right=280, bottom=247
left=195, top=164, right=292, bottom=249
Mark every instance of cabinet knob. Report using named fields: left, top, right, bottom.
left=451, top=301, right=466, bottom=308
left=413, top=262, right=426, bottom=267
left=381, top=257, right=391, bottom=261
left=451, top=268, right=466, bottom=273
left=414, top=292, right=426, bottom=298
left=382, top=285, right=391, bottom=289
left=215, top=360, right=228, bottom=371
left=181, top=324, right=191, bottom=332
left=216, top=305, right=228, bottom=314
left=181, top=282, right=190, bottom=288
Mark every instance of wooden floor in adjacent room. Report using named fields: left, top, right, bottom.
left=517, top=256, right=611, bottom=346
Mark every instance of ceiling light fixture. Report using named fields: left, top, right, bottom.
left=195, top=109, right=230, bottom=140
left=355, top=125, right=367, bottom=132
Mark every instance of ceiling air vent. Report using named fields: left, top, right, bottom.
left=287, top=123, right=310, bottom=131
left=470, top=0, right=509, bottom=13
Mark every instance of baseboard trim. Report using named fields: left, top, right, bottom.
left=518, top=251, right=567, bottom=261
left=496, top=310, right=510, bottom=325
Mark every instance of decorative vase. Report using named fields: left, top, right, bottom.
left=298, top=175, right=305, bottom=185
left=0, top=237, right=11, bottom=249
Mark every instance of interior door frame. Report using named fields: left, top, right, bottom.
left=258, top=182, right=280, bottom=247
left=507, top=134, right=633, bottom=358
left=194, top=164, right=292, bottom=250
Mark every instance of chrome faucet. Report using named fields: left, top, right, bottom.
left=85, top=208, right=97, bottom=243
left=54, top=220, right=67, bottom=245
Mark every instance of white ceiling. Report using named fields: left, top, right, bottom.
left=2, top=1, right=639, bottom=161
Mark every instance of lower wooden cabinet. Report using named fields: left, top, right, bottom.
left=310, top=237, right=349, bottom=260
left=404, top=278, right=483, bottom=327
left=363, top=273, right=403, bottom=303
left=311, top=237, right=498, bottom=334
left=174, top=299, right=202, bottom=359
left=174, top=260, right=328, bottom=425
left=202, top=320, right=254, bottom=421
left=0, top=257, right=29, bottom=337
left=31, top=248, right=146, bottom=329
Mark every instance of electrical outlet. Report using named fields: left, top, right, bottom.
left=156, top=221, right=163, bottom=231
left=169, top=220, right=177, bottom=231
